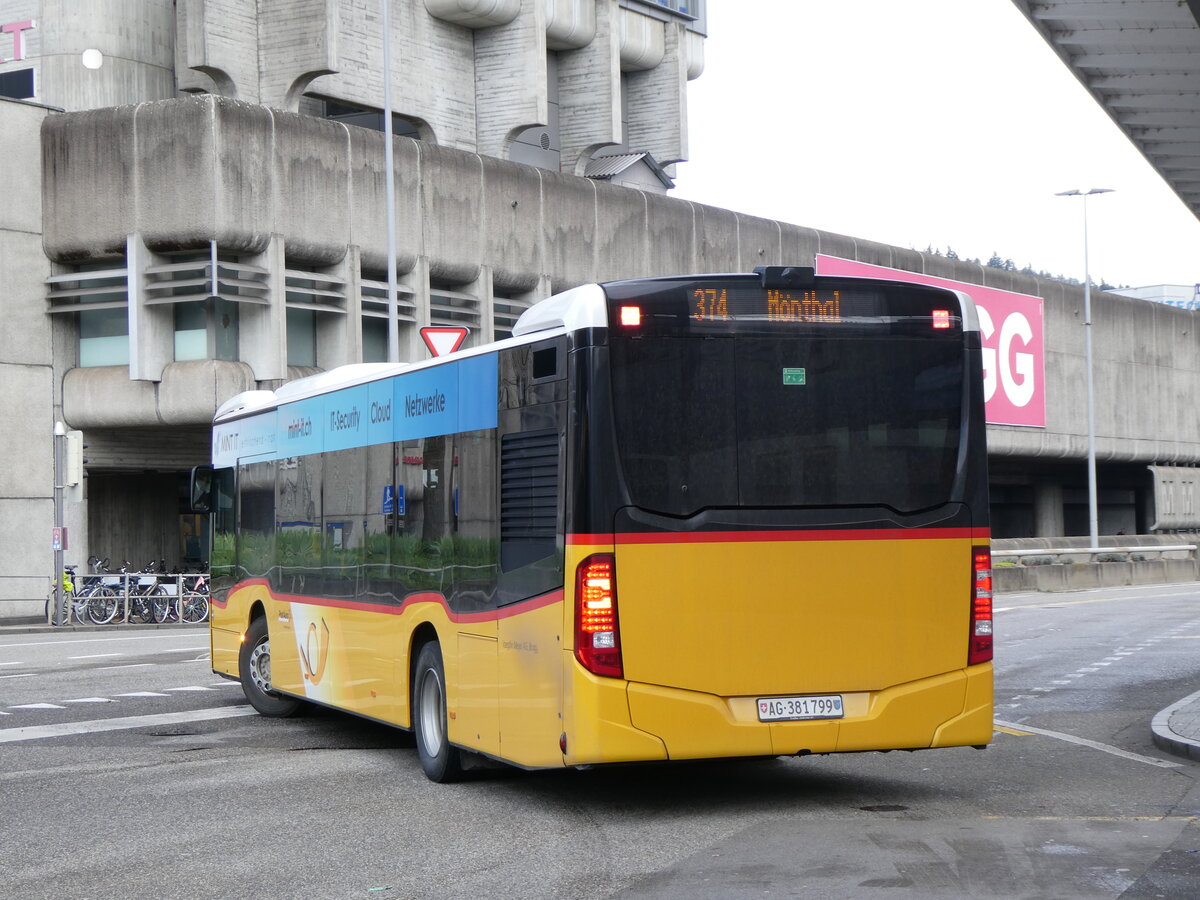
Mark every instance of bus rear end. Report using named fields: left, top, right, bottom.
left=560, top=268, right=992, bottom=765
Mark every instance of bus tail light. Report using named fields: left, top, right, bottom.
left=969, top=546, right=993, bottom=665
left=575, top=554, right=623, bottom=678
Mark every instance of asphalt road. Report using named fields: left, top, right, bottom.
left=2, top=583, right=1199, bottom=899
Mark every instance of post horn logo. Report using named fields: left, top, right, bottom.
left=299, top=619, right=330, bottom=684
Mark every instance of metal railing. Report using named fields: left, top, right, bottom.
left=53, top=572, right=210, bottom=626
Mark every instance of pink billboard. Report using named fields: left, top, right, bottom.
left=815, top=255, right=1046, bottom=428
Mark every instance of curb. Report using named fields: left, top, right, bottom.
left=1151, top=687, right=1200, bottom=763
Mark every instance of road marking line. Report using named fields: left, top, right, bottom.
left=10, top=703, right=66, bottom=710
left=0, top=661, right=27, bottom=666
left=115, top=691, right=169, bottom=698
left=69, top=653, right=123, bottom=659
left=0, top=673, right=35, bottom=679
left=166, top=686, right=215, bottom=692
left=0, top=634, right=207, bottom=649
left=0, top=705, right=258, bottom=744
left=995, top=725, right=1034, bottom=736
left=62, top=697, right=117, bottom=704
left=983, top=815, right=1198, bottom=822
left=994, top=719, right=1182, bottom=768
left=1040, top=597, right=1120, bottom=608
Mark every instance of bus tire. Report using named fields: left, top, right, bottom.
left=239, top=616, right=303, bottom=717
left=412, top=641, right=462, bottom=783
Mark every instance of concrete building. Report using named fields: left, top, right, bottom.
left=1, top=0, right=1199, bottom=621
left=1114, top=284, right=1200, bottom=312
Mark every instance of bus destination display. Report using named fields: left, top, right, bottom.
left=693, top=288, right=842, bottom=324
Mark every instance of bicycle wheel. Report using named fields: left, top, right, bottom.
left=87, top=588, right=118, bottom=625
left=73, top=584, right=98, bottom=624
left=181, top=593, right=210, bottom=624
left=130, top=590, right=156, bottom=624
left=151, top=588, right=175, bottom=624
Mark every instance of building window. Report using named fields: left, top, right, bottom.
left=361, top=269, right=417, bottom=363
left=80, top=306, right=130, bottom=367
left=287, top=308, right=316, bottom=367
left=320, top=98, right=423, bottom=139
left=362, top=318, right=388, bottom=363
left=173, top=299, right=239, bottom=362
left=0, top=68, right=33, bottom=100
left=47, top=261, right=129, bottom=368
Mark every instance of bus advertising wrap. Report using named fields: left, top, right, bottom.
left=816, top=255, right=1046, bottom=428
left=212, top=354, right=499, bottom=467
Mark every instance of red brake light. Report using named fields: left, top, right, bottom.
left=932, top=309, right=952, bottom=329
left=618, top=305, right=642, bottom=327
left=969, top=546, right=993, bottom=665
left=575, top=553, right=623, bottom=678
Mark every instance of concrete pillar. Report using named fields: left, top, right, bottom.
left=127, top=233, right=172, bottom=382
left=401, top=256, right=432, bottom=363
left=240, top=234, right=287, bottom=381
left=316, top=246, right=360, bottom=369
left=262, top=0, right=339, bottom=111
left=474, top=3, right=549, bottom=160
left=176, top=0, right=259, bottom=100
left=1034, top=481, right=1065, bottom=537
left=472, top=265, right=496, bottom=346
left=558, top=0, right=621, bottom=174
left=623, top=21, right=688, bottom=166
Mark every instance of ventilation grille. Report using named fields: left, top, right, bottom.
left=500, top=429, right=559, bottom=540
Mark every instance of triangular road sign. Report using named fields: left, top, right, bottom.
left=420, top=326, right=469, bottom=357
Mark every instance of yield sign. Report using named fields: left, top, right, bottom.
left=419, top=326, right=469, bottom=357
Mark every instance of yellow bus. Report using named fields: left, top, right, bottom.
left=207, top=266, right=993, bottom=782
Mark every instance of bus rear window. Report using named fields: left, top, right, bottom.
left=608, top=334, right=964, bottom=516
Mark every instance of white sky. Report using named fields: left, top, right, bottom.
left=671, top=0, right=1200, bottom=290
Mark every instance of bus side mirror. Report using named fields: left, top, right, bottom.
left=189, top=466, right=214, bottom=512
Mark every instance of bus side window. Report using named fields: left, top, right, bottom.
left=497, top=337, right=566, bottom=606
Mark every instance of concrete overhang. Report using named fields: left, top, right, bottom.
left=1011, top=0, right=1200, bottom=221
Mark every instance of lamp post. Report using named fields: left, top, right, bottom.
left=382, top=0, right=399, bottom=362
left=1055, top=188, right=1113, bottom=548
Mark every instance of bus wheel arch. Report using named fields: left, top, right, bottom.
left=411, top=638, right=463, bottom=783
left=239, top=613, right=303, bottom=718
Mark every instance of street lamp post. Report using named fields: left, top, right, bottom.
left=1056, top=187, right=1113, bottom=549
left=382, top=0, right=399, bottom=363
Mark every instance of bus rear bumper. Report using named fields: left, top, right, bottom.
left=623, top=664, right=993, bottom=760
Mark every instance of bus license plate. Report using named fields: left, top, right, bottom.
left=757, top=694, right=844, bottom=722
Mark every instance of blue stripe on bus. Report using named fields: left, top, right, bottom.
left=212, top=354, right=499, bottom=466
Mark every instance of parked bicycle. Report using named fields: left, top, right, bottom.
left=46, top=557, right=117, bottom=624
left=151, top=563, right=210, bottom=624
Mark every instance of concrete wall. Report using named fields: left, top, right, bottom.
left=0, top=97, right=58, bottom=616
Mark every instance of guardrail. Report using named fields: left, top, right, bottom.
left=993, top=545, right=1197, bottom=565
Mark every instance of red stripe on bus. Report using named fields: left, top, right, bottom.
left=567, top=527, right=989, bottom=545
left=224, top=578, right=562, bottom=622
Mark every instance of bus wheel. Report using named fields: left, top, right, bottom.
left=239, top=616, right=302, bottom=717
left=412, top=641, right=462, bottom=783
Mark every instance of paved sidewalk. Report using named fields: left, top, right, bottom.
left=1152, top=689, right=1200, bottom=763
